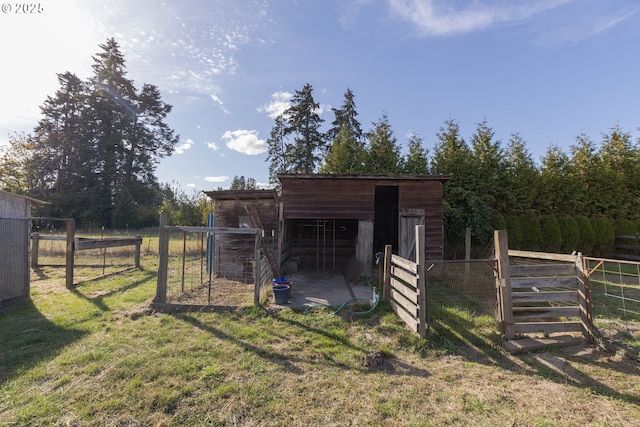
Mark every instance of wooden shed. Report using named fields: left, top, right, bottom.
left=0, top=190, right=48, bottom=309
left=278, top=174, right=449, bottom=276
left=202, top=189, right=278, bottom=282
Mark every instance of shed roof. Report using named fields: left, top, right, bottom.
left=0, top=189, right=49, bottom=207
left=203, top=189, right=278, bottom=201
left=277, top=173, right=451, bottom=182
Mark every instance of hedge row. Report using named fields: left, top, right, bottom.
left=491, top=214, right=640, bottom=258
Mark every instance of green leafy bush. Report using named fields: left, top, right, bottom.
left=540, top=215, right=562, bottom=253
left=591, top=217, right=615, bottom=257
left=558, top=216, right=580, bottom=253
left=575, top=215, right=595, bottom=255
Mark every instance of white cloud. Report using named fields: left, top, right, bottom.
left=211, top=94, right=230, bottom=114
left=386, top=0, right=572, bottom=37
left=222, top=130, right=267, bottom=155
left=258, top=91, right=293, bottom=119
left=174, top=138, right=195, bottom=154
left=206, top=141, right=220, bottom=151
left=204, top=176, right=229, bottom=183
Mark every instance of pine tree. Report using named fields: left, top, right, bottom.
left=365, top=113, right=402, bottom=174
left=326, top=88, right=363, bottom=144
left=403, top=132, right=429, bottom=175
left=322, top=123, right=366, bottom=174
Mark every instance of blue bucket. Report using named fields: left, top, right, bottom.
left=273, top=284, right=290, bottom=304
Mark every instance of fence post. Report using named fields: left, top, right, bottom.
left=383, top=244, right=392, bottom=302
left=494, top=230, right=515, bottom=339
left=65, top=219, right=75, bottom=289
left=416, top=225, right=427, bottom=338
left=155, top=212, right=169, bottom=303
left=464, top=227, right=471, bottom=285
left=134, top=236, right=141, bottom=268
left=576, top=254, right=593, bottom=341
left=31, top=232, right=40, bottom=268
left=254, top=230, right=261, bottom=307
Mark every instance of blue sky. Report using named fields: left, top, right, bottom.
left=1, top=0, right=640, bottom=191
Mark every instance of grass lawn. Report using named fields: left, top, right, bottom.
left=1, top=256, right=639, bottom=426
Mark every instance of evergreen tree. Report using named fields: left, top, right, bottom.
left=503, top=133, right=540, bottom=215
left=321, top=123, right=366, bottom=174
left=365, top=113, right=402, bottom=174
left=469, top=119, right=508, bottom=213
left=266, top=83, right=326, bottom=180
left=326, top=88, right=363, bottom=144
left=229, top=176, right=257, bottom=190
left=403, top=132, right=429, bottom=175
left=1, top=38, right=178, bottom=228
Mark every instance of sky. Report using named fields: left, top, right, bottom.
left=2, top=0, right=640, bottom=191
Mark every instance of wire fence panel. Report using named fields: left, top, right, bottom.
left=426, top=259, right=499, bottom=320
left=163, top=229, right=270, bottom=307
left=584, top=257, right=640, bottom=357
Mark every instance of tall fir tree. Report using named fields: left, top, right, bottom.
left=365, top=113, right=402, bottom=174
left=403, top=132, right=429, bottom=175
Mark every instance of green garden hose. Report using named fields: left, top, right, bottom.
left=304, top=290, right=380, bottom=316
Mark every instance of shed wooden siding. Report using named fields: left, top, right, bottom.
left=278, top=175, right=448, bottom=260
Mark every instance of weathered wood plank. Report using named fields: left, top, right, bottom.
left=510, top=264, right=576, bottom=277
left=503, top=335, right=582, bottom=354
left=390, top=288, right=419, bottom=314
left=389, top=299, right=419, bottom=332
left=76, top=237, right=142, bottom=250
left=512, top=306, right=580, bottom=321
left=390, top=265, right=418, bottom=287
left=391, top=255, right=417, bottom=274
left=514, top=321, right=583, bottom=335
left=512, top=291, right=579, bottom=304
left=390, top=277, right=418, bottom=304
left=509, top=250, right=578, bottom=263
left=511, top=276, right=577, bottom=289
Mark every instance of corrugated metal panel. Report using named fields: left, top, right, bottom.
left=0, top=218, right=30, bottom=308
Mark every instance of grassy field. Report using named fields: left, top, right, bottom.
left=1, top=256, right=640, bottom=426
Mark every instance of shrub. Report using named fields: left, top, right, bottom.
left=506, top=215, right=522, bottom=250
left=614, top=219, right=636, bottom=236
left=492, top=213, right=506, bottom=231
left=575, top=215, right=595, bottom=255
left=591, top=217, right=615, bottom=257
left=540, top=215, right=562, bottom=253
left=558, top=216, right=580, bottom=253
left=519, top=212, right=543, bottom=251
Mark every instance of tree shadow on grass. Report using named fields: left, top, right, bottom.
left=0, top=300, right=87, bottom=385
left=431, top=302, right=640, bottom=406
left=69, top=269, right=155, bottom=312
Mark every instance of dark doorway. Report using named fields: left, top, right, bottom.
left=285, top=218, right=358, bottom=271
left=373, top=186, right=399, bottom=254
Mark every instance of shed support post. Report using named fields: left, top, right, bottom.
left=254, top=230, right=261, bottom=307
left=383, top=244, right=392, bottom=302
left=134, top=236, right=141, bottom=268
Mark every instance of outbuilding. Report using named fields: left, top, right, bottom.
left=204, top=174, right=449, bottom=280
left=0, top=189, right=48, bottom=309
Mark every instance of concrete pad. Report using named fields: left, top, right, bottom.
left=273, top=271, right=376, bottom=309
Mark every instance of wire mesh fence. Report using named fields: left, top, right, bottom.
left=162, top=227, right=271, bottom=308
left=585, top=257, right=640, bottom=358
left=426, top=259, right=499, bottom=320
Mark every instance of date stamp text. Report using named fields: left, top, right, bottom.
left=1, top=3, right=45, bottom=14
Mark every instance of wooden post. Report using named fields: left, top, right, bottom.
left=31, top=232, right=40, bottom=268
left=65, top=219, right=75, bottom=289
left=254, top=230, right=261, bottom=307
left=416, top=225, right=427, bottom=338
left=134, top=236, right=141, bottom=268
left=154, top=212, right=169, bottom=303
left=494, top=230, right=515, bottom=339
left=576, top=254, right=593, bottom=341
left=383, top=244, right=392, bottom=302
left=464, top=227, right=471, bottom=284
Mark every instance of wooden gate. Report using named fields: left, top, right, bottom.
left=495, top=230, right=592, bottom=342
left=399, top=209, right=425, bottom=261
